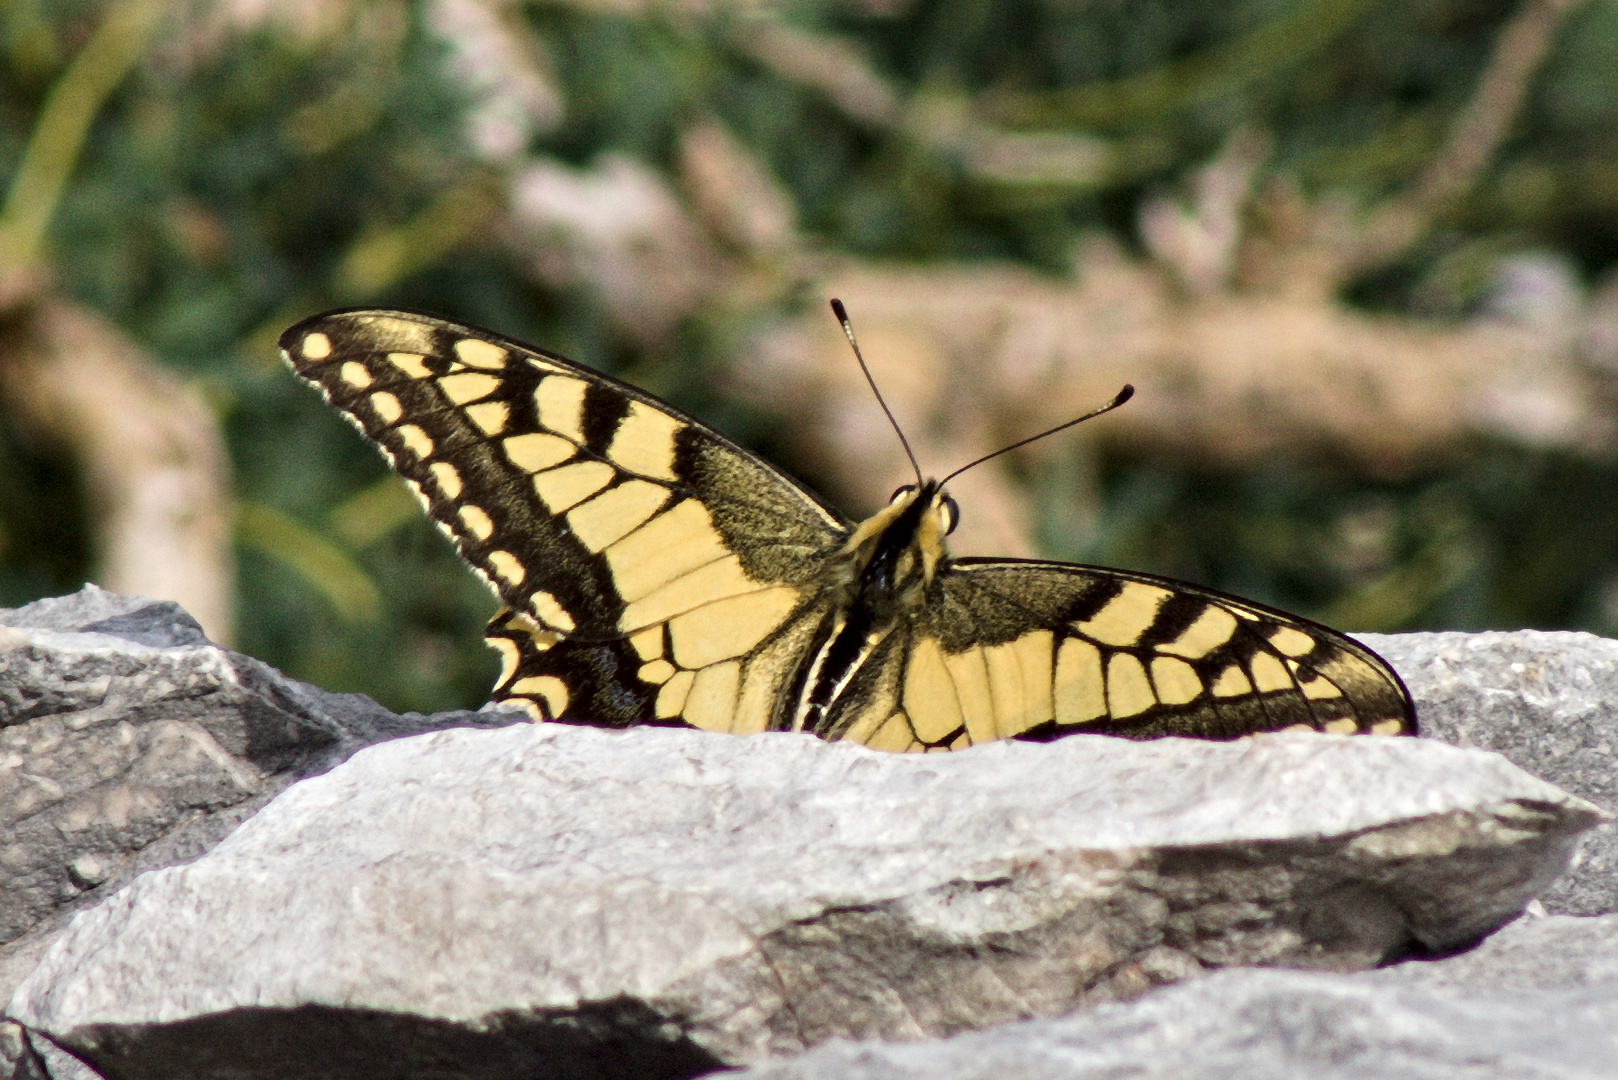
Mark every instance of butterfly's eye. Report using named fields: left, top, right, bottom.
left=939, top=494, right=960, bottom=535
left=890, top=484, right=917, bottom=504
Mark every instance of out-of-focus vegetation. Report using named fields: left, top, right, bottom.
left=1, top=0, right=1617, bottom=713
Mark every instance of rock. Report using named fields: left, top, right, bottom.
left=0, top=1023, right=47, bottom=1080
left=3, top=596, right=1616, bottom=1079
left=1379, top=911, right=1618, bottom=992
left=1362, top=631, right=1618, bottom=915
left=6, top=720, right=1601, bottom=1080
left=734, top=913, right=1618, bottom=1080
left=0, top=586, right=519, bottom=1008
left=729, top=939, right=1618, bottom=1079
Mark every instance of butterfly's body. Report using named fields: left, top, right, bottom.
left=282, top=308, right=1415, bottom=750
left=791, top=481, right=950, bottom=735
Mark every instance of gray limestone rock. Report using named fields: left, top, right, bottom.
left=4, top=593, right=1618, bottom=1080
left=1362, top=631, right=1618, bottom=915
left=1379, top=912, right=1618, bottom=993
left=6, top=720, right=1601, bottom=1080
left=729, top=957, right=1618, bottom=1080
left=736, top=913, right=1618, bottom=1080
left=0, top=586, right=519, bottom=1009
left=0, top=1024, right=46, bottom=1080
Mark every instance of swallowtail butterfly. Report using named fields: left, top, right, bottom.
left=281, top=308, right=1415, bottom=750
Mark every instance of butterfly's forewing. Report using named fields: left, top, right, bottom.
left=826, top=560, right=1415, bottom=751
left=280, top=309, right=849, bottom=723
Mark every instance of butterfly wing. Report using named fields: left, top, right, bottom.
left=826, top=559, right=1415, bottom=751
left=283, top=308, right=1415, bottom=746
left=281, top=308, right=850, bottom=723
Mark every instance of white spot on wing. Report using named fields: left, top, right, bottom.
left=369, top=392, right=402, bottom=425
left=430, top=462, right=463, bottom=499
left=683, top=661, right=742, bottom=732
left=511, top=675, right=568, bottom=717
left=439, top=372, right=500, bottom=404
left=487, top=550, right=526, bottom=587
left=605, top=499, right=729, bottom=603
left=1160, top=605, right=1239, bottom=659
left=1054, top=638, right=1106, bottom=724
left=504, top=432, right=574, bottom=473
left=396, top=425, right=434, bottom=459
left=1269, top=626, right=1318, bottom=658
left=532, top=461, right=615, bottom=512
left=567, top=481, right=671, bottom=553
left=1149, top=656, right=1202, bottom=705
left=529, top=591, right=575, bottom=633
left=459, top=505, right=495, bottom=541
left=1106, top=653, right=1155, bottom=718
left=667, top=586, right=798, bottom=668
left=1250, top=652, right=1293, bottom=692
left=389, top=352, right=432, bottom=379
left=454, top=337, right=508, bottom=369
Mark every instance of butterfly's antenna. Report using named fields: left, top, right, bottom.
left=939, top=385, right=1134, bottom=486
left=831, top=298, right=924, bottom=486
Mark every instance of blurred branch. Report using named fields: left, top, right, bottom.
left=983, top=0, right=1378, bottom=131
left=1346, top=0, right=1595, bottom=275
left=733, top=21, right=1137, bottom=193
left=735, top=247, right=1611, bottom=558
left=508, top=153, right=729, bottom=350
left=0, top=301, right=236, bottom=641
left=281, top=83, right=385, bottom=157
left=236, top=501, right=382, bottom=625
left=333, top=180, right=502, bottom=300
left=0, top=0, right=166, bottom=272
left=1142, top=129, right=1270, bottom=296
left=0, top=1, right=234, bottom=642
left=678, top=119, right=799, bottom=259
left=732, top=19, right=900, bottom=128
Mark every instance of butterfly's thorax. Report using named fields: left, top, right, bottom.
left=790, top=483, right=951, bottom=733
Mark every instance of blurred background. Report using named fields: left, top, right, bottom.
left=1, top=0, right=1617, bottom=714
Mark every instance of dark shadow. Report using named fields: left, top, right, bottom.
left=68, top=998, right=726, bottom=1080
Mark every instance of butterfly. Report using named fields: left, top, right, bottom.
left=280, top=306, right=1415, bottom=751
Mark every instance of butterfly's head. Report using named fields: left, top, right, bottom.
left=889, top=480, right=959, bottom=540
left=841, top=480, right=959, bottom=606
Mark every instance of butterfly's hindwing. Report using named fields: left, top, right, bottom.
left=283, top=308, right=1416, bottom=747
left=816, top=561, right=1414, bottom=752
left=487, top=601, right=833, bottom=735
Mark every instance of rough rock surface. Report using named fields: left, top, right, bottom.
left=1362, top=631, right=1618, bottom=915
left=734, top=913, right=1618, bottom=1080
left=0, top=586, right=518, bottom=1007
left=1379, top=911, right=1618, bottom=992
left=7, top=717, right=1601, bottom=1080
left=3, top=593, right=1616, bottom=1080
